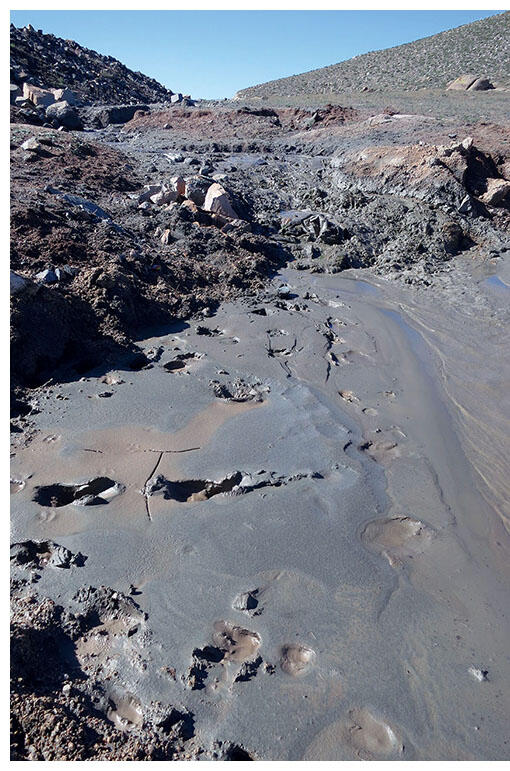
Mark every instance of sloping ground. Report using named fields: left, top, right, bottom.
left=10, top=23, right=174, bottom=104
left=236, top=12, right=510, bottom=98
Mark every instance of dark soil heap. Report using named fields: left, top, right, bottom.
left=10, top=23, right=174, bottom=104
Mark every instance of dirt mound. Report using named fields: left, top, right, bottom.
left=10, top=124, right=289, bottom=391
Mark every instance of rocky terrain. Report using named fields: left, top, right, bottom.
left=10, top=20, right=510, bottom=762
left=10, top=23, right=176, bottom=105
left=236, top=11, right=510, bottom=98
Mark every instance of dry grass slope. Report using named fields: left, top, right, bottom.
left=236, top=12, right=510, bottom=98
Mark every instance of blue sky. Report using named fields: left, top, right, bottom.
left=10, top=10, right=502, bottom=99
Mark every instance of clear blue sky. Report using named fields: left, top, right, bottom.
left=10, top=10, right=502, bottom=99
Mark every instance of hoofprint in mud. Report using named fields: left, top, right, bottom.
left=10, top=94, right=510, bottom=760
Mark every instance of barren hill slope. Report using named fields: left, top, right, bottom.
left=10, top=23, right=174, bottom=105
left=236, top=12, right=510, bottom=99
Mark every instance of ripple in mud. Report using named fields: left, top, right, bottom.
left=280, top=643, right=316, bottom=676
left=33, top=477, right=124, bottom=507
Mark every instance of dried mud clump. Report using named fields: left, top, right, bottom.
left=10, top=588, right=201, bottom=760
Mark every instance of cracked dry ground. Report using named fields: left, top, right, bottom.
left=10, top=101, right=510, bottom=760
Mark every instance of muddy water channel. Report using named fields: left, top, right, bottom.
left=10, top=264, right=510, bottom=760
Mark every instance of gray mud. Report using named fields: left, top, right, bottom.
left=10, top=256, right=510, bottom=759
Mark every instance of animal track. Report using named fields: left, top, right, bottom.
left=186, top=621, right=261, bottom=690
left=280, top=643, right=316, bottom=676
left=361, top=515, right=434, bottom=566
left=33, top=477, right=125, bottom=507
left=143, top=469, right=324, bottom=506
left=232, top=589, right=262, bottom=616
left=346, top=709, right=403, bottom=759
left=358, top=428, right=405, bottom=462
left=209, top=378, right=269, bottom=403
left=163, top=352, right=202, bottom=372
left=212, top=621, right=261, bottom=663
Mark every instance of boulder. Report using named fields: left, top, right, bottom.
left=138, top=184, right=163, bottom=204
left=447, top=75, right=478, bottom=91
left=170, top=175, right=186, bottom=196
left=447, top=75, right=494, bottom=92
left=160, top=229, right=172, bottom=245
left=46, top=100, right=83, bottom=130
left=171, top=93, right=183, bottom=104
left=479, top=178, right=510, bottom=206
left=467, top=77, right=493, bottom=91
left=84, top=104, right=149, bottom=128
left=10, top=271, right=28, bottom=295
left=23, top=82, right=56, bottom=107
left=52, top=87, right=78, bottom=105
left=10, top=83, right=21, bottom=104
left=203, top=183, right=239, bottom=219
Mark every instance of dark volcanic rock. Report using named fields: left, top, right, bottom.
left=10, top=23, right=175, bottom=105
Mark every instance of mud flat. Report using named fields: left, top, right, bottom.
left=10, top=254, right=510, bottom=760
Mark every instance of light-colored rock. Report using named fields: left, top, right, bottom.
left=10, top=271, right=28, bottom=295
left=170, top=93, right=183, bottom=104
left=446, top=75, right=477, bottom=91
left=35, top=269, right=58, bottom=284
left=52, top=88, right=78, bottom=105
left=138, top=184, right=163, bottom=204
left=21, top=137, right=41, bottom=152
left=170, top=175, right=186, bottom=196
left=23, top=82, right=56, bottom=107
left=150, top=189, right=178, bottom=205
left=203, top=183, right=238, bottom=219
left=479, top=178, right=510, bottom=206
left=160, top=229, right=172, bottom=245
left=500, top=162, right=510, bottom=181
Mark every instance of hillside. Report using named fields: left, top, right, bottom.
left=236, top=12, right=510, bottom=99
left=10, top=23, right=174, bottom=105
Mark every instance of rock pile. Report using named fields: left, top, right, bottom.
left=10, top=23, right=176, bottom=105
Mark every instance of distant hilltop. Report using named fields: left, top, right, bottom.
left=10, top=23, right=175, bottom=105
left=236, top=12, right=510, bottom=99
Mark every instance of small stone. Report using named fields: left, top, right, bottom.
left=20, top=137, right=41, bottom=152
left=35, top=269, right=58, bottom=284
left=469, top=666, right=489, bottom=682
